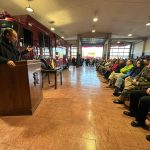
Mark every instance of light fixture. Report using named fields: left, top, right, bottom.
left=92, top=25, right=96, bottom=33
left=28, top=22, right=32, bottom=27
left=93, top=17, right=98, bottom=22
left=128, top=34, right=133, bottom=37
left=93, top=11, right=98, bottom=22
left=51, top=27, right=55, bottom=31
left=49, top=21, right=55, bottom=31
left=117, top=41, right=120, bottom=44
left=92, top=29, right=96, bottom=33
left=26, top=0, right=34, bottom=12
left=26, top=7, right=33, bottom=12
left=60, top=32, right=64, bottom=39
left=146, top=23, right=150, bottom=26
left=146, top=16, right=150, bottom=26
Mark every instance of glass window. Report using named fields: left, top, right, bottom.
left=125, top=45, right=130, bottom=48
left=118, top=46, right=124, bottom=48
left=110, top=49, right=113, bottom=53
left=112, top=53, right=117, bottom=56
left=43, top=47, right=50, bottom=58
left=44, top=34, right=50, bottom=47
left=113, top=49, right=118, bottom=53
left=124, top=53, right=129, bottom=56
left=38, top=32, right=43, bottom=47
left=71, top=46, right=77, bottom=58
left=23, top=28, right=33, bottom=46
left=119, top=49, right=124, bottom=52
left=111, top=46, right=118, bottom=49
left=124, top=49, right=130, bottom=53
left=118, top=53, right=124, bottom=56
left=110, top=44, right=131, bottom=59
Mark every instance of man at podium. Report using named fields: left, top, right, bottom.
left=0, top=28, right=33, bottom=67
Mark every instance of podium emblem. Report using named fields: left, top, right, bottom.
left=33, top=72, right=39, bottom=86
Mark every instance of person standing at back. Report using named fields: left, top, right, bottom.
left=0, top=28, right=33, bottom=67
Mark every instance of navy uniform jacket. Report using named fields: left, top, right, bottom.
left=0, top=38, right=28, bottom=64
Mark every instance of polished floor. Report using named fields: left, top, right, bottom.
left=0, top=66, right=150, bottom=150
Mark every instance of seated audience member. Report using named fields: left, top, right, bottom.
left=96, top=59, right=105, bottom=71
left=0, top=28, right=33, bottom=67
left=143, top=58, right=149, bottom=66
left=103, top=59, right=119, bottom=80
left=113, top=59, right=126, bottom=73
left=103, top=59, right=125, bottom=84
left=107, top=59, right=133, bottom=87
left=113, top=60, right=144, bottom=96
left=114, top=61, right=150, bottom=104
left=123, top=89, right=150, bottom=129
left=99, top=59, right=112, bottom=74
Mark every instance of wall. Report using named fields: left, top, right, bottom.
left=133, top=41, right=144, bottom=58
left=144, top=39, right=150, bottom=55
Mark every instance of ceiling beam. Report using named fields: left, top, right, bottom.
left=78, top=32, right=111, bottom=39
left=111, top=37, right=147, bottom=41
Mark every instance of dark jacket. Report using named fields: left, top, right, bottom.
left=0, top=38, right=28, bottom=64
left=135, top=66, right=150, bottom=86
left=115, top=63, right=126, bottom=73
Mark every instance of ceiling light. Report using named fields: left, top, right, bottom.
left=146, top=16, right=150, bottom=26
left=26, top=7, right=33, bottom=12
left=26, top=0, right=34, bottom=12
left=146, top=23, right=150, bottom=26
left=92, top=25, right=96, bottom=33
left=28, top=22, right=32, bottom=26
left=51, top=27, right=55, bottom=31
left=93, top=17, right=98, bottom=22
left=128, top=34, right=133, bottom=37
left=92, top=29, right=96, bottom=33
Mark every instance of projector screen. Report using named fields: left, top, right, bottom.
left=82, top=47, right=103, bottom=58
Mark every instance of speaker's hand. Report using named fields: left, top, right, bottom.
left=146, top=88, right=150, bottom=95
left=7, top=60, right=16, bottom=68
left=26, top=46, right=34, bottom=52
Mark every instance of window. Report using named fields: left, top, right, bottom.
left=110, top=45, right=130, bottom=59
left=82, top=46, right=103, bottom=58
left=68, top=47, right=71, bottom=57
left=71, top=46, right=77, bottom=58
left=44, top=34, right=50, bottom=47
left=43, top=47, right=50, bottom=58
left=38, top=32, right=43, bottom=47
left=23, top=28, right=33, bottom=46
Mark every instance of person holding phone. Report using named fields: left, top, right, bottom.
left=0, top=28, right=33, bottom=67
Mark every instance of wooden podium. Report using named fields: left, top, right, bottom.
left=0, top=60, right=43, bottom=115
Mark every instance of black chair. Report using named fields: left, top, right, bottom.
left=40, top=59, right=52, bottom=88
left=40, top=59, right=62, bottom=89
left=40, top=58, right=53, bottom=70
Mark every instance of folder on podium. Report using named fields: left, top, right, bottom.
left=0, top=60, right=43, bottom=115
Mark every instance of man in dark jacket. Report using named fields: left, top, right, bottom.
left=123, top=89, right=150, bottom=128
left=0, top=28, right=33, bottom=67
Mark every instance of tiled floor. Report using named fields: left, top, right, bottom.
left=0, top=66, right=150, bottom=150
